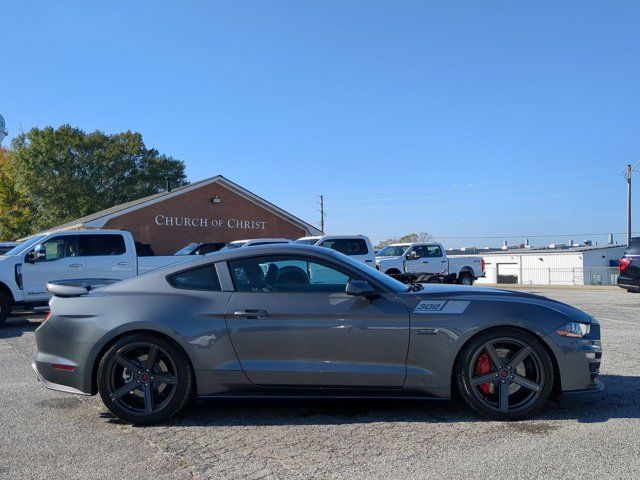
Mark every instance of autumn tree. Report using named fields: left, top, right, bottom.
left=7, top=125, right=186, bottom=234
left=375, top=232, right=432, bottom=249
left=0, top=148, right=33, bottom=240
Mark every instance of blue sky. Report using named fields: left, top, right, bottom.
left=2, top=1, right=639, bottom=247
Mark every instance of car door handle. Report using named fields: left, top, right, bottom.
left=233, top=309, right=269, bottom=319
left=117, top=262, right=131, bottom=266
left=441, top=260, right=447, bottom=263
left=69, top=263, right=82, bottom=268
left=422, top=261, right=428, bottom=264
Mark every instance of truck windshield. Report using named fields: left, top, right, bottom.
left=3, top=235, right=46, bottom=256
left=174, top=244, right=198, bottom=255
left=224, top=241, right=247, bottom=249
left=376, top=245, right=409, bottom=257
left=293, top=239, right=318, bottom=245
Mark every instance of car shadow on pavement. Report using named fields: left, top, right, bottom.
left=124, top=374, right=639, bottom=428
left=0, top=316, right=41, bottom=339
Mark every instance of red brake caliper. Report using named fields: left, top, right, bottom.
left=475, top=352, right=493, bottom=395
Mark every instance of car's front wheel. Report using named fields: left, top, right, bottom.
left=97, top=333, right=193, bottom=425
left=455, top=329, right=553, bottom=420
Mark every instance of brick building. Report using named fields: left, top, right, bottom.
left=48, top=176, right=321, bottom=255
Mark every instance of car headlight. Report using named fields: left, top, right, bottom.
left=556, top=321, right=590, bottom=338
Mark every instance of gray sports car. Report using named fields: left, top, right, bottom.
left=33, top=244, right=602, bottom=424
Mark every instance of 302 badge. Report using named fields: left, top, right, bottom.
left=413, top=300, right=471, bottom=315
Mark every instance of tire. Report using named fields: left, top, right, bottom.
left=0, top=292, right=11, bottom=328
left=458, top=273, right=474, bottom=286
left=455, top=328, right=554, bottom=420
left=385, top=269, right=401, bottom=275
left=97, top=333, right=193, bottom=425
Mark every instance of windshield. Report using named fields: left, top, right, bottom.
left=4, top=235, right=46, bottom=256
left=326, top=249, right=408, bottom=293
left=224, top=241, right=246, bottom=250
left=376, top=245, right=409, bottom=257
left=293, top=239, right=319, bottom=245
left=174, top=244, right=197, bottom=255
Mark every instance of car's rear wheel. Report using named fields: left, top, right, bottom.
left=455, top=329, right=553, bottom=420
left=97, top=333, right=193, bottom=425
left=0, top=292, right=11, bottom=328
left=458, top=273, right=474, bottom=286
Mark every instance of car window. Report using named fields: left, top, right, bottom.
left=319, top=239, right=369, bottom=256
left=410, top=246, right=429, bottom=259
left=228, top=255, right=359, bottom=293
left=426, top=245, right=442, bottom=257
left=627, top=238, right=640, bottom=255
left=168, top=265, right=221, bottom=291
left=80, top=235, right=126, bottom=256
left=39, top=236, right=80, bottom=261
left=376, top=245, right=408, bottom=257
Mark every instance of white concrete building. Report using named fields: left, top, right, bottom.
left=473, top=244, right=625, bottom=286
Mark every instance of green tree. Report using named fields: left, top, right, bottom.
left=375, top=232, right=432, bottom=249
left=8, top=125, right=186, bottom=233
left=0, top=148, right=34, bottom=240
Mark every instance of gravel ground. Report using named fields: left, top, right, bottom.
left=1, top=287, right=639, bottom=480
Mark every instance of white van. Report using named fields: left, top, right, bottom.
left=294, top=235, right=376, bottom=267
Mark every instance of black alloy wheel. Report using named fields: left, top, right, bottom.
left=97, top=333, right=193, bottom=425
left=456, top=329, right=553, bottom=420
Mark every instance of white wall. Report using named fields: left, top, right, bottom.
left=476, top=246, right=624, bottom=286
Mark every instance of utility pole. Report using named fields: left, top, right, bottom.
left=625, top=162, right=640, bottom=246
left=627, top=164, right=632, bottom=246
left=318, top=195, right=325, bottom=233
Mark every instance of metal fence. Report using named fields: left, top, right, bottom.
left=477, top=267, right=620, bottom=286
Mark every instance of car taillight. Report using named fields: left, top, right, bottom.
left=42, top=312, right=52, bottom=324
left=620, top=257, right=632, bottom=273
left=481, top=258, right=486, bottom=271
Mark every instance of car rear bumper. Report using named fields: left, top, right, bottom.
left=33, top=321, right=94, bottom=395
left=32, top=362, right=91, bottom=396
left=617, top=275, right=640, bottom=291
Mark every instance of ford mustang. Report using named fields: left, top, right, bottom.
left=33, top=244, right=602, bottom=424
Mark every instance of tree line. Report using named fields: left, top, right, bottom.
left=0, top=125, right=186, bottom=240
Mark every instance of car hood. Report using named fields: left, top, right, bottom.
left=396, top=284, right=592, bottom=323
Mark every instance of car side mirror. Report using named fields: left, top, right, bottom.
left=26, top=250, right=45, bottom=264
left=345, top=280, right=379, bottom=299
left=406, top=251, right=418, bottom=261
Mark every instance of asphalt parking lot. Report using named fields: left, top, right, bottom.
left=2, top=286, right=639, bottom=480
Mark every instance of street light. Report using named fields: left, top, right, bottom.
left=624, top=162, right=640, bottom=246
left=0, top=114, right=7, bottom=145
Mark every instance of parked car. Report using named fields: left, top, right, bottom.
left=222, top=238, right=291, bottom=249
left=174, top=242, right=227, bottom=255
left=376, top=242, right=484, bottom=285
left=294, top=235, right=376, bottom=267
left=618, top=237, right=640, bottom=292
left=0, top=230, right=188, bottom=326
left=0, top=242, right=19, bottom=256
left=35, top=243, right=602, bottom=425
left=135, top=242, right=156, bottom=257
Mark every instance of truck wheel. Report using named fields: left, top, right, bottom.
left=0, top=292, right=11, bottom=328
left=385, top=269, right=401, bottom=275
left=458, top=273, right=474, bottom=286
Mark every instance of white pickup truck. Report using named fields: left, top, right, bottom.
left=0, top=229, right=187, bottom=326
left=375, top=242, right=484, bottom=285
